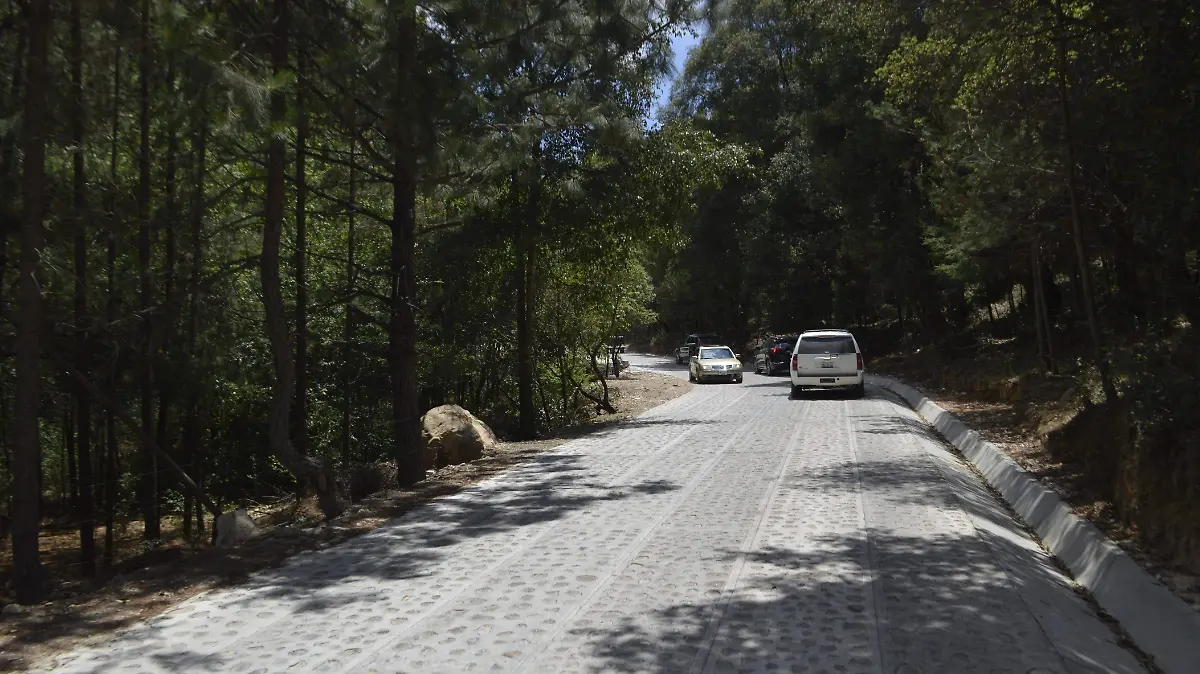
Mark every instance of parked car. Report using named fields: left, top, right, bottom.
left=789, top=329, right=865, bottom=398
left=675, top=333, right=721, bottom=364
left=754, top=335, right=797, bottom=376
left=689, top=345, right=744, bottom=384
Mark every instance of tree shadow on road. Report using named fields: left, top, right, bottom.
left=853, top=413, right=941, bottom=439
left=38, top=452, right=685, bottom=674
left=234, top=454, right=682, bottom=596
left=585, top=527, right=1138, bottom=674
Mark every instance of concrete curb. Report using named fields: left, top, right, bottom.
left=869, top=374, right=1200, bottom=674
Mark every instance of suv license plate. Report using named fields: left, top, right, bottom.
left=820, top=378, right=836, bottom=384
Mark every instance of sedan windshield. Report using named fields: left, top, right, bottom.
left=700, top=347, right=735, bottom=359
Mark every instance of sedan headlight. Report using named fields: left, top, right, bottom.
left=701, top=364, right=713, bottom=371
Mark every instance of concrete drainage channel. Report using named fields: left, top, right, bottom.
left=869, top=375, right=1200, bottom=674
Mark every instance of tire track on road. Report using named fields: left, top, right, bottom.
left=689, top=401, right=813, bottom=674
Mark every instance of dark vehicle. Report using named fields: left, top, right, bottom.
left=754, top=335, right=797, bottom=376
left=675, top=333, right=721, bottom=364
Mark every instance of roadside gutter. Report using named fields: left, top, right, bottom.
left=869, top=375, right=1200, bottom=674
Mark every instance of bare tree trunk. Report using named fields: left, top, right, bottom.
left=183, top=90, right=208, bottom=542
left=137, top=0, right=160, bottom=541
left=1054, top=0, right=1116, bottom=402
left=104, top=44, right=122, bottom=568
left=156, top=55, right=179, bottom=498
left=516, top=164, right=540, bottom=440
left=0, top=21, right=25, bottom=326
left=391, top=0, right=425, bottom=487
left=70, top=0, right=96, bottom=576
left=1031, top=238, right=1049, bottom=372
left=265, top=0, right=344, bottom=517
left=12, top=0, right=51, bottom=605
left=104, top=415, right=117, bottom=565
left=515, top=233, right=533, bottom=435
left=293, top=48, right=310, bottom=457
left=64, top=407, right=77, bottom=515
left=150, top=53, right=179, bottom=521
left=340, top=133, right=356, bottom=462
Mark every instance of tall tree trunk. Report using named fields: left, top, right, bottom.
left=104, top=44, right=122, bottom=568
left=1054, top=0, right=1116, bottom=403
left=516, top=163, right=540, bottom=441
left=0, top=16, right=26, bottom=551
left=183, top=90, right=208, bottom=542
left=66, top=408, right=77, bottom=512
left=153, top=53, right=179, bottom=514
left=515, top=236, right=537, bottom=439
left=391, top=1, right=424, bottom=487
left=104, top=415, right=117, bottom=565
left=1030, top=237, right=1055, bottom=373
left=264, top=0, right=344, bottom=517
left=13, top=0, right=51, bottom=605
left=70, top=0, right=96, bottom=576
left=0, top=25, right=25, bottom=321
left=293, top=49, right=309, bottom=457
left=340, top=132, right=356, bottom=463
left=137, top=0, right=160, bottom=540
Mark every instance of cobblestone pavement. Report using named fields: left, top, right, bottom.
left=41, top=357, right=1146, bottom=674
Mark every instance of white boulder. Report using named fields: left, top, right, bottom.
left=214, top=508, right=259, bottom=548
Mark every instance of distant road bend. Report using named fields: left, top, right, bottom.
left=43, top=354, right=1145, bottom=674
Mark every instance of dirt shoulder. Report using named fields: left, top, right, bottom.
left=872, top=351, right=1200, bottom=612
left=0, top=370, right=693, bottom=673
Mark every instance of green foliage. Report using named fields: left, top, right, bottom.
left=0, top=0, right=704, bottom=527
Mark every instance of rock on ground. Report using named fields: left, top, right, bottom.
left=214, top=508, right=259, bottom=548
left=421, top=404, right=498, bottom=468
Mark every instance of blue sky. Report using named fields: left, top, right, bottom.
left=646, top=28, right=704, bottom=128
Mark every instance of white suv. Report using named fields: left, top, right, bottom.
left=789, top=330, right=865, bottom=398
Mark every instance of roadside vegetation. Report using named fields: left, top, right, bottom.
left=644, top=0, right=1200, bottom=590
left=1, top=0, right=1197, bottom=646
left=0, top=0, right=743, bottom=610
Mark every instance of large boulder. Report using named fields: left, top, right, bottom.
left=421, top=404, right=498, bottom=468
left=214, top=508, right=259, bottom=548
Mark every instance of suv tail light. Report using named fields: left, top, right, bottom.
left=856, top=353, right=864, bottom=371
left=791, top=354, right=798, bottom=371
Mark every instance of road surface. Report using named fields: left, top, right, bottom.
left=43, top=355, right=1145, bottom=674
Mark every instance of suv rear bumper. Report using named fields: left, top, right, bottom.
left=789, top=373, right=863, bottom=388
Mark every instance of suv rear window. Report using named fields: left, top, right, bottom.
left=773, top=337, right=797, bottom=348
left=795, top=335, right=856, bottom=354
left=696, top=335, right=720, bottom=345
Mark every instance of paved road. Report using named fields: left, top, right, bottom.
left=44, top=355, right=1145, bottom=674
